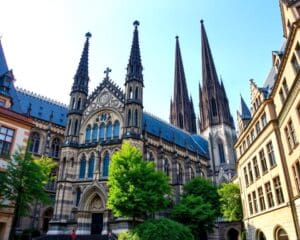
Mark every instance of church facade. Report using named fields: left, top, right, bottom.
left=0, top=19, right=237, bottom=236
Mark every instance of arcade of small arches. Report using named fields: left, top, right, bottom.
left=255, top=226, right=289, bottom=240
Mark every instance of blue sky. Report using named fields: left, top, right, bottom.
left=0, top=0, right=282, bottom=126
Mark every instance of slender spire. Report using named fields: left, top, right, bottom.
left=173, top=36, right=189, bottom=104
left=200, top=20, right=219, bottom=88
left=126, top=20, right=143, bottom=83
left=170, top=36, right=196, bottom=133
left=72, top=32, right=91, bottom=95
left=0, top=38, right=9, bottom=76
left=239, top=95, right=251, bottom=119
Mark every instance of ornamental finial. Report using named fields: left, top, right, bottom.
left=85, top=32, right=92, bottom=39
left=133, top=20, right=140, bottom=29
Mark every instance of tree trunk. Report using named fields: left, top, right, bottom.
left=9, top=195, right=20, bottom=240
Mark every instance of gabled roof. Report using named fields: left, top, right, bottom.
left=143, top=112, right=208, bottom=158
left=239, top=95, right=251, bottom=120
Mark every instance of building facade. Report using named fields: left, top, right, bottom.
left=235, top=1, right=300, bottom=239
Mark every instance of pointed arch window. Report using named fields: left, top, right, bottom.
left=164, top=159, right=170, bottom=176
left=211, top=98, right=217, bottom=116
left=29, top=132, right=40, bottom=154
left=92, top=124, right=98, bottom=142
left=134, top=109, right=138, bottom=127
left=179, top=113, right=183, bottom=128
left=50, top=137, right=60, bottom=158
left=113, top=120, right=120, bottom=139
left=218, top=141, right=225, bottom=164
left=76, top=188, right=81, bottom=207
left=85, top=125, right=91, bottom=143
left=67, top=119, right=72, bottom=135
left=103, top=152, right=110, bottom=177
left=74, top=119, right=78, bottom=135
left=129, top=87, right=133, bottom=99
left=79, top=155, right=86, bottom=179
left=127, top=109, right=131, bottom=126
left=88, top=154, right=95, bottom=178
left=77, top=98, right=81, bottom=110
left=106, top=122, right=112, bottom=139
left=177, top=163, right=183, bottom=184
left=135, top=87, right=139, bottom=99
left=99, top=123, right=105, bottom=141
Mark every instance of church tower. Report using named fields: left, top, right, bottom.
left=170, top=36, right=196, bottom=133
left=65, top=32, right=91, bottom=145
left=199, top=20, right=236, bottom=183
left=124, top=21, right=144, bottom=139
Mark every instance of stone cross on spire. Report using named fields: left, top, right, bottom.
left=104, top=67, right=111, bottom=79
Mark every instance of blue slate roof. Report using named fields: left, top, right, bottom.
left=7, top=86, right=68, bottom=127
left=7, top=82, right=208, bottom=157
left=239, top=95, right=251, bottom=119
left=0, top=40, right=9, bottom=76
left=143, top=112, right=209, bottom=158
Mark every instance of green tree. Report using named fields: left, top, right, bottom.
left=218, top=183, right=243, bottom=221
left=107, top=142, right=171, bottom=225
left=127, top=218, right=194, bottom=240
left=0, top=149, right=57, bottom=239
left=171, top=177, right=219, bottom=239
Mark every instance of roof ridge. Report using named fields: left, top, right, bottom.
left=143, top=110, right=191, bottom=135
left=16, top=87, right=68, bottom=108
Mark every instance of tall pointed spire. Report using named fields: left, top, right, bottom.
left=199, top=20, right=234, bottom=131
left=72, top=32, right=91, bottom=95
left=0, top=39, right=9, bottom=76
left=126, top=20, right=143, bottom=84
left=201, top=20, right=219, bottom=88
left=170, top=36, right=196, bottom=133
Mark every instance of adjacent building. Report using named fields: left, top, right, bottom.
left=235, top=1, right=300, bottom=239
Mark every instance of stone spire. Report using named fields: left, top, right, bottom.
left=71, top=32, right=91, bottom=95
left=0, top=38, right=9, bottom=76
left=170, top=36, right=196, bottom=133
left=199, top=20, right=234, bottom=131
left=126, top=20, right=143, bottom=84
left=238, top=95, right=251, bottom=120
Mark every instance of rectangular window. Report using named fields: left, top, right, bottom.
left=267, top=142, right=276, bottom=167
left=239, top=146, right=243, bottom=156
left=0, top=99, right=5, bottom=107
left=259, top=149, right=268, bottom=173
left=250, top=129, right=255, bottom=141
left=243, top=141, right=246, bottom=152
left=244, top=167, right=249, bottom=186
left=256, top=122, right=261, bottom=135
left=296, top=43, right=300, bottom=59
left=292, top=165, right=300, bottom=194
left=253, top=157, right=260, bottom=179
left=258, top=187, right=266, bottom=211
left=285, top=126, right=293, bottom=152
left=291, top=55, right=300, bottom=74
left=265, top=182, right=275, bottom=208
left=248, top=194, right=253, bottom=215
left=297, top=103, right=300, bottom=120
left=297, top=7, right=300, bottom=17
left=0, top=126, right=15, bottom=157
left=261, top=113, right=267, bottom=127
left=288, top=120, right=298, bottom=148
left=273, top=176, right=284, bottom=204
left=248, top=162, right=254, bottom=184
left=252, top=191, right=258, bottom=213
left=279, top=88, right=285, bottom=103
left=282, top=78, right=289, bottom=96
left=246, top=135, right=250, bottom=147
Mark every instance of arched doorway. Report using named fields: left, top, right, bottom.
left=256, top=230, right=266, bottom=240
left=90, top=195, right=104, bottom=235
left=227, top=228, right=239, bottom=240
left=42, top=208, right=53, bottom=233
left=275, top=227, right=289, bottom=240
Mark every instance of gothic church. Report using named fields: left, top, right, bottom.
left=0, top=20, right=236, bottom=236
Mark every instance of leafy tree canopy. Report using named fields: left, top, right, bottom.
left=182, top=177, right=220, bottom=214
left=0, top=149, right=57, bottom=216
left=107, top=142, right=171, bottom=220
left=127, top=218, right=194, bottom=240
left=218, top=183, right=243, bottom=221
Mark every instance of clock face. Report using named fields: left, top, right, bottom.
left=99, top=92, right=110, bottom=104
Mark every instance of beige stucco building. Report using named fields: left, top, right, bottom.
left=235, top=1, right=300, bottom=239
